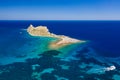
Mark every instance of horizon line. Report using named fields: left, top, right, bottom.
left=0, top=20, right=120, bottom=21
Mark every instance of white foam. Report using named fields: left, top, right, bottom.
left=104, top=65, right=116, bottom=71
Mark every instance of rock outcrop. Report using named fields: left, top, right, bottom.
left=27, top=25, right=85, bottom=49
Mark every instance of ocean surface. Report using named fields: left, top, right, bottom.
left=0, top=20, right=120, bottom=80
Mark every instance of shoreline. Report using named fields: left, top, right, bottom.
left=27, top=25, right=86, bottom=49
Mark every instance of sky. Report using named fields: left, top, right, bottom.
left=0, top=0, right=120, bottom=20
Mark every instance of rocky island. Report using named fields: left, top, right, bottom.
left=27, top=25, right=85, bottom=49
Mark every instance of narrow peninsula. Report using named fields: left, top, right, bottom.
left=27, top=25, right=85, bottom=49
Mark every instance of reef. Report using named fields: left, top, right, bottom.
left=0, top=50, right=119, bottom=80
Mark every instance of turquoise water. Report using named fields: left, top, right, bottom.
left=0, top=21, right=120, bottom=80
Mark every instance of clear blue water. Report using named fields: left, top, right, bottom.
left=0, top=20, right=120, bottom=80
left=0, top=20, right=120, bottom=57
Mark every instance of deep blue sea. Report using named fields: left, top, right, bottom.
left=0, top=20, right=120, bottom=80
left=0, top=20, right=120, bottom=57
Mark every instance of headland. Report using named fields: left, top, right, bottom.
left=27, top=24, right=85, bottom=49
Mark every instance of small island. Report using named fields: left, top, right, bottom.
left=27, top=25, right=85, bottom=49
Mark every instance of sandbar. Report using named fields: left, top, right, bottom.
left=27, top=25, right=85, bottom=49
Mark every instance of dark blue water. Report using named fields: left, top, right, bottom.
left=0, top=20, right=120, bottom=57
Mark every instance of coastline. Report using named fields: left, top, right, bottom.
left=27, top=25, right=86, bottom=50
